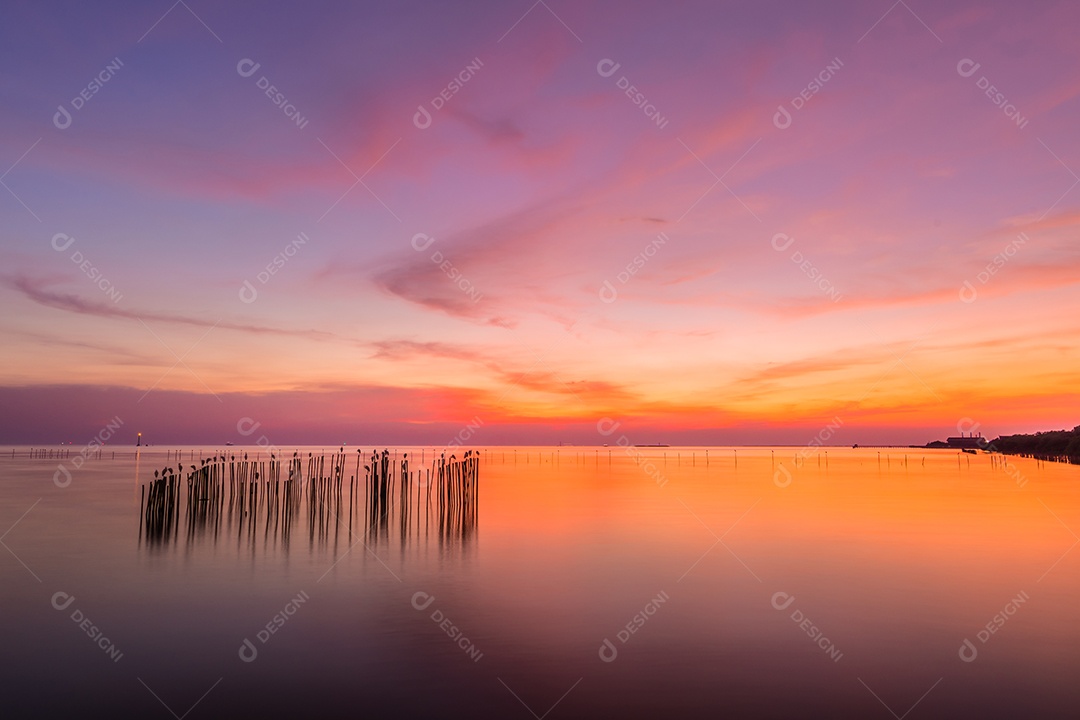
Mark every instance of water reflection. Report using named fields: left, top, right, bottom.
left=138, top=449, right=478, bottom=553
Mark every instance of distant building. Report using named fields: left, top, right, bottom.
left=945, top=433, right=986, bottom=449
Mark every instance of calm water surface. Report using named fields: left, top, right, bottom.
left=2, top=445, right=1079, bottom=718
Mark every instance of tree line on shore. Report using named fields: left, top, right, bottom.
left=990, top=425, right=1080, bottom=462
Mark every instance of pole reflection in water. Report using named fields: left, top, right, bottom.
left=139, top=448, right=479, bottom=553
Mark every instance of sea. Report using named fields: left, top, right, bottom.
left=2, top=445, right=1078, bottom=718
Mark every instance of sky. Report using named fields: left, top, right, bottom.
left=1, top=0, right=1078, bottom=446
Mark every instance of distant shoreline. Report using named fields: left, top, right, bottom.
left=921, top=425, right=1080, bottom=466
left=983, top=426, right=1080, bottom=466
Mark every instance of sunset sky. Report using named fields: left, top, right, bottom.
left=1, top=0, right=1078, bottom=445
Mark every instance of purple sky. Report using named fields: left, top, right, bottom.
left=1, top=0, right=1079, bottom=446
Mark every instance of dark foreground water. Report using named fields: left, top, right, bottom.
left=2, top=445, right=1079, bottom=719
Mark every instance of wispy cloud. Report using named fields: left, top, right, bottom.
left=4, top=274, right=339, bottom=341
